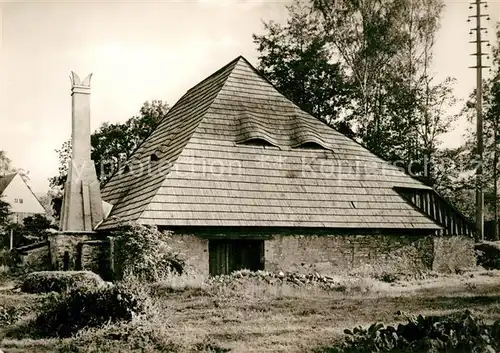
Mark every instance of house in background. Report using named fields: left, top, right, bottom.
left=0, top=172, right=45, bottom=224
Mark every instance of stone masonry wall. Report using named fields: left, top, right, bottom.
left=170, top=234, right=209, bottom=276
left=48, top=233, right=91, bottom=270
left=19, top=244, right=51, bottom=272
left=265, top=234, right=433, bottom=275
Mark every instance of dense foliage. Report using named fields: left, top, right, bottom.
left=20, top=271, right=105, bottom=294
left=0, top=196, right=11, bottom=236
left=112, top=224, right=185, bottom=281
left=22, top=214, right=55, bottom=236
left=253, top=1, right=352, bottom=131
left=324, top=310, right=500, bottom=353
left=34, top=282, right=147, bottom=337
left=0, top=151, right=13, bottom=175
left=255, top=0, right=454, bottom=178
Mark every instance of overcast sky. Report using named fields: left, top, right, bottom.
left=1, top=0, right=499, bottom=193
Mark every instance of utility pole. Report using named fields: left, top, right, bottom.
left=468, top=0, right=490, bottom=241
left=493, top=72, right=500, bottom=241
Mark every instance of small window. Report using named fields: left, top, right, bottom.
left=295, top=142, right=326, bottom=149
left=122, top=165, right=130, bottom=174
left=150, top=153, right=160, bottom=162
left=19, top=199, right=23, bottom=204
left=14, top=198, right=18, bottom=203
left=237, top=138, right=279, bottom=148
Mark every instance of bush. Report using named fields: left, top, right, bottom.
left=34, top=282, right=147, bottom=337
left=20, top=271, right=105, bottom=293
left=0, top=305, right=22, bottom=327
left=112, top=224, right=185, bottom=282
left=475, top=241, right=500, bottom=270
left=433, top=236, right=476, bottom=273
left=322, top=310, right=500, bottom=353
left=0, top=248, right=16, bottom=267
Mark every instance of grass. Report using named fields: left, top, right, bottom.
left=1, top=270, right=500, bottom=352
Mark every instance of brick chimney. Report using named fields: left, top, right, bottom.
left=59, top=72, right=104, bottom=231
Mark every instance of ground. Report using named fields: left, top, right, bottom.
left=1, top=269, right=500, bottom=352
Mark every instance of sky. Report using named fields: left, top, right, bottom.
left=0, top=0, right=499, bottom=194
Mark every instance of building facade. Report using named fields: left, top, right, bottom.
left=0, top=172, right=45, bottom=224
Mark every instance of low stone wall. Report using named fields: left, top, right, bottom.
left=48, top=233, right=91, bottom=270
left=78, top=240, right=112, bottom=280
left=264, top=234, right=433, bottom=275
left=17, top=242, right=51, bottom=272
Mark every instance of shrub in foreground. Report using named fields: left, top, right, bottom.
left=34, top=282, right=147, bottom=337
left=20, top=270, right=105, bottom=293
left=322, top=310, right=500, bottom=353
left=112, top=224, right=185, bottom=282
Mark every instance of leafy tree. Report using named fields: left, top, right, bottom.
left=0, top=197, right=12, bottom=248
left=0, top=197, right=11, bottom=231
left=22, top=214, right=55, bottom=237
left=253, top=0, right=352, bottom=131
left=310, top=0, right=451, bottom=168
left=0, top=151, right=13, bottom=175
left=50, top=100, right=169, bottom=189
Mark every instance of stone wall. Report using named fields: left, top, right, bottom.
left=264, top=234, right=433, bottom=274
left=78, top=240, right=112, bottom=280
left=18, top=243, right=51, bottom=272
left=48, top=233, right=91, bottom=270
left=170, top=234, right=209, bottom=276
left=169, top=229, right=435, bottom=276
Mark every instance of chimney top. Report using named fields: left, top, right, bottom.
left=70, top=72, right=92, bottom=87
left=70, top=72, right=92, bottom=94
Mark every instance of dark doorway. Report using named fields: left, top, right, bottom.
left=63, top=251, right=70, bottom=271
left=209, top=239, right=264, bottom=276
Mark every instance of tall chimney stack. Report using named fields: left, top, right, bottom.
left=59, top=72, right=104, bottom=231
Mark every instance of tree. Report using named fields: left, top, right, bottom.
left=253, top=1, right=352, bottom=131
left=0, top=197, right=11, bottom=248
left=311, top=0, right=451, bottom=167
left=0, top=151, right=13, bottom=175
left=22, top=214, right=55, bottom=237
left=50, top=100, right=169, bottom=189
left=0, top=197, right=11, bottom=231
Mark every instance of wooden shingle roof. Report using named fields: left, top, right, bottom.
left=98, top=56, right=441, bottom=231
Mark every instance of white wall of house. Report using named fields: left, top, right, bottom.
left=2, top=174, right=45, bottom=222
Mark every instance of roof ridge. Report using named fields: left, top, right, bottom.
left=184, top=56, right=244, bottom=95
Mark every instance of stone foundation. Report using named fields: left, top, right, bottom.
left=264, top=234, right=433, bottom=274
left=168, top=231, right=435, bottom=276
left=15, top=230, right=466, bottom=279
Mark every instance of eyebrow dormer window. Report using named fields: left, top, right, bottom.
left=294, top=141, right=326, bottom=150
left=238, top=138, right=279, bottom=148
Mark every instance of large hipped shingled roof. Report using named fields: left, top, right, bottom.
left=98, top=56, right=441, bottom=231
